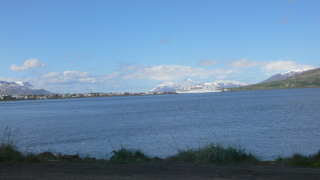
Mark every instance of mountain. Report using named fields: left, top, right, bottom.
left=260, top=68, right=315, bottom=83
left=151, top=79, right=247, bottom=92
left=0, top=81, right=52, bottom=95
left=232, top=68, right=320, bottom=90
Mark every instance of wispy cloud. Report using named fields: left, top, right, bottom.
left=198, top=59, right=219, bottom=66
left=117, top=65, right=241, bottom=81
left=63, top=51, right=70, bottom=58
left=4, top=62, right=245, bottom=93
left=41, top=71, right=96, bottom=85
left=85, top=56, right=90, bottom=60
left=227, top=59, right=314, bottom=75
left=161, top=38, right=170, bottom=44
left=318, top=17, right=320, bottom=21
left=279, top=12, right=293, bottom=24
left=9, top=59, right=45, bottom=71
left=261, top=60, right=315, bottom=75
left=78, top=53, right=82, bottom=58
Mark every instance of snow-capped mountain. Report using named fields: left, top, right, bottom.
left=151, top=79, right=247, bottom=92
left=0, top=81, right=52, bottom=95
left=261, top=68, right=316, bottom=84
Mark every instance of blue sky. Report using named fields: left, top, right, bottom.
left=1, top=0, right=319, bottom=93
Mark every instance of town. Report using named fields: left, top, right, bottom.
left=0, top=91, right=178, bottom=101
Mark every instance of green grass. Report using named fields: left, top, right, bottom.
left=2, top=126, right=320, bottom=168
left=0, top=144, right=24, bottom=162
left=0, top=126, right=42, bottom=162
left=174, top=143, right=260, bottom=165
left=107, top=148, right=150, bottom=164
left=275, top=151, right=320, bottom=168
left=0, top=126, right=23, bottom=162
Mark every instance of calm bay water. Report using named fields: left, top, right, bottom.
left=1, top=88, right=320, bottom=160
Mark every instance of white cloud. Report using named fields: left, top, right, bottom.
left=228, top=59, right=315, bottom=75
left=118, top=65, right=241, bottom=81
left=198, top=59, right=219, bottom=66
left=43, top=72, right=62, bottom=78
left=261, top=60, right=315, bottom=75
left=38, top=71, right=96, bottom=84
left=9, top=59, right=45, bottom=71
left=228, top=59, right=266, bottom=68
left=63, top=71, right=91, bottom=78
left=4, top=62, right=244, bottom=93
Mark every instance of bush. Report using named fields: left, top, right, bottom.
left=108, top=148, right=150, bottom=164
left=275, top=151, right=320, bottom=168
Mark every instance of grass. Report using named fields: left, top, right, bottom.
left=173, top=143, right=260, bottom=165
left=0, top=126, right=23, bottom=162
left=275, top=151, right=320, bottom=168
left=107, top=147, right=150, bottom=164
left=2, top=126, right=320, bottom=168
left=0, top=126, right=41, bottom=162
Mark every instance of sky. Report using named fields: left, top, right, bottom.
left=1, top=0, right=319, bottom=93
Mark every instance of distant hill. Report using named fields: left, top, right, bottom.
left=151, top=79, right=247, bottom=92
left=260, top=68, right=315, bottom=83
left=0, top=81, right=52, bottom=95
left=232, top=68, right=320, bottom=90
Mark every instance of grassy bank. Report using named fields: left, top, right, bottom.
left=1, top=126, right=319, bottom=167
left=0, top=127, right=258, bottom=164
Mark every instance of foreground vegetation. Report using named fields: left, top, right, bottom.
left=275, top=152, right=320, bottom=168
left=174, top=143, right=259, bottom=164
left=1, top=126, right=319, bottom=168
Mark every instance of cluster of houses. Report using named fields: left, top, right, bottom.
left=0, top=91, right=177, bottom=101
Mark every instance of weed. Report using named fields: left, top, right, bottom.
left=174, top=143, right=260, bottom=164
left=275, top=151, right=320, bottom=168
left=0, top=126, right=23, bottom=162
left=108, top=148, right=150, bottom=164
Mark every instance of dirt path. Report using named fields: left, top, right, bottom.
left=1, top=161, right=320, bottom=180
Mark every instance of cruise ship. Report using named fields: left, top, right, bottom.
left=176, top=85, right=221, bottom=94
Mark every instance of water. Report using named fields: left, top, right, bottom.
left=1, top=88, right=320, bottom=160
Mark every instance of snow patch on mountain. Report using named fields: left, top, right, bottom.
left=151, top=79, right=247, bottom=92
left=0, top=81, right=52, bottom=95
left=281, top=68, right=316, bottom=76
left=261, top=68, right=316, bottom=84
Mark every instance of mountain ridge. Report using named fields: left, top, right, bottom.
left=0, top=81, right=52, bottom=95
left=233, top=68, right=320, bottom=90
left=260, top=68, right=315, bottom=83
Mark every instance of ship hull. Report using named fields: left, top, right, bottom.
left=176, top=89, right=221, bottom=94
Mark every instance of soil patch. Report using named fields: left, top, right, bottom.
left=1, top=161, right=320, bottom=180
